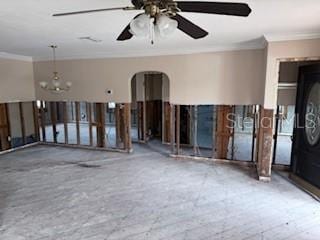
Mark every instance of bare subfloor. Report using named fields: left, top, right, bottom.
left=0, top=145, right=319, bottom=240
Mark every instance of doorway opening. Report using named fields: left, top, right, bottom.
left=290, top=62, right=320, bottom=196
left=131, top=72, right=170, bottom=144
left=274, top=60, right=320, bottom=167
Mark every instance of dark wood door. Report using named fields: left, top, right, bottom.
left=292, top=64, right=320, bottom=188
left=0, top=104, right=11, bottom=151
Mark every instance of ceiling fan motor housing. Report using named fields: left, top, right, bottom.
left=145, top=4, right=160, bottom=17
left=133, top=0, right=179, bottom=17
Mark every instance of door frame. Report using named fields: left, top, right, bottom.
left=291, top=63, right=320, bottom=188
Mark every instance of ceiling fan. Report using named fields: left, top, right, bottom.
left=53, top=0, right=251, bottom=43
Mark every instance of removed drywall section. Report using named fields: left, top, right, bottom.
left=7, top=103, right=23, bottom=147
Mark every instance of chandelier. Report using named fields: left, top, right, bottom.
left=39, top=45, right=72, bottom=93
left=130, top=13, right=178, bottom=44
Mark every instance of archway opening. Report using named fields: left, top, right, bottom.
left=131, top=71, right=170, bottom=144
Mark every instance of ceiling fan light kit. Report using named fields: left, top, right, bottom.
left=130, top=13, right=178, bottom=44
left=53, top=0, right=252, bottom=43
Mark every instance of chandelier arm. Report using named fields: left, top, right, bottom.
left=40, top=45, right=71, bottom=93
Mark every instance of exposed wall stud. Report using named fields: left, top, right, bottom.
left=0, top=104, right=11, bottom=150
left=256, top=106, right=274, bottom=181
left=96, top=103, right=106, bottom=148
left=175, top=105, right=181, bottom=155
left=63, top=102, right=68, bottom=144
left=215, top=105, right=233, bottom=159
left=32, top=101, right=40, bottom=142
left=115, top=103, right=121, bottom=148
left=75, top=102, right=80, bottom=145
left=40, top=101, right=46, bottom=141
left=50, top=102, right=57, bottom=143
left=19, top=102, right=26, bottom=145
left=87, top=103, right=93, bottom=146
left=170, top=104, right=176, bottom=154
left=123, top=103, right=132, bottom=151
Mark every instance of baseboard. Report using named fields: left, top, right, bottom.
left=170, top=154, right=254, bottom=167
left=0, top=142, right=39, bottom=155
left=272, top=164, right=291, bottom=171
left=39, top=142, right=130, bottom=153
left=289, top=174, right=320, bottom=201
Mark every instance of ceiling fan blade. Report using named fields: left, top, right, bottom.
left=176, top=1, right=252, bottom=17
left=131, top=0, right=144, bottom=9
left=172, top=14, right=208, bottom=39
left=117, top=24, right=133, bottom=41
left=53, top=7, right=136, bottom=17
left=117, top=14, right=142, bottom=41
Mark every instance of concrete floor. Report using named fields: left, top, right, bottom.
left=1, top=145, right=319, bottom=240
left=44, top=124, right=292, bottom=165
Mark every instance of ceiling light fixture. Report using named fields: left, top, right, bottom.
left=129, top=13, right=178, bottom=44
left=39, top=45, right=72, bottom=93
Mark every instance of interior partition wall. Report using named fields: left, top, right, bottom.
left=227, top=105, right=257, bottom=161
left=171, top=104, right=258, bottom=162
left=7, top=103, right=24, bottom=148
left=273, top=105, right=295, bottom=166
left=177, top=105, right=216, bottom=158
left=0, top=101, right=39, bottom=152
left=38, top=101, right=132, bottom=152
left=21, top=102, right=38, bottom=144
left=0, top=104, right=10, bottom=151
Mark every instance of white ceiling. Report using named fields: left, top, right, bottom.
left=1, top=0, right=320, bottom=60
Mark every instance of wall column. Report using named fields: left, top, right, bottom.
left=170, top=104, right=176, bottom=154
left=123, top=103, right=132, bottom=152
left=256, top=106, right=274, bottom=181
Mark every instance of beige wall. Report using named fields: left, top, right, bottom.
left=1, top=38, right=320, bottom=108
left=33, top=49, right=265, bottom=105
left=0, top=58, right=35, bottom=103
left=264, top=38, right=320, bottom=109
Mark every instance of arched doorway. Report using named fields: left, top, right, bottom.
left=131, top=71, right=170, bottom=144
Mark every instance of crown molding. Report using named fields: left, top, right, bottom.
left=33, top=41, right=266, bottom=62
left=0, top=52, right=33, bottom=62
left=264, top=32, right=320, bottom=42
